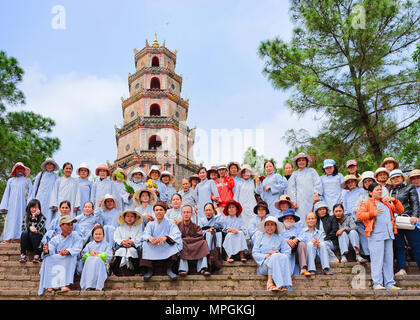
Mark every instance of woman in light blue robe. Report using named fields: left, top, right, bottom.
left=221, top=201, right=248, bottom=262
left=38, top=225, right=83, bottom=295
left=166, top=207, right=182, bottom=223
left=121, top=167, right=146, bottom=210
left=320, top=160, right=344, bottom=212
left=75, top=162, right=92, bottom=216
left=199, top=203, right=224, bottom=250
left=28, top=159, right=59, bottom=230
left=160, top=171, right=176, bottom=205
left=80, top=228, right=112, bottom=291
left=42, top=201, right=74, bottom=248
left=49, top=163, right=81, bottom=219
left=247, top=201, right=270, bottom=247
left=94, top=194, right=121, bottom=247
left=287, top=154, right=323, bottom=222
left=0, top=163, right=33, bottom=242
left=196, top=167, right=220, bottom=218
left=255, top=161, right=288, bottom=219
left=234, top=166, right=257, bottom=230
left=74, top=202, right=100, bottom=244
left=342, top=186, right=365, bottom=218
left=252, top=216, right=292, bottom=290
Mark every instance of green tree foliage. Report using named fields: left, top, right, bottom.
left=259, top=0, right=420, bottom=167
left=0, top=51, right=60, bottom=197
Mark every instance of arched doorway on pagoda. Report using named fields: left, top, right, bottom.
left=150, top=77, right=160, bottom=89
left=151, top=56, right=160, bottom=67
left=150, top=104, right=161, bottom=116
left=148, top=135, right=162, bottom=150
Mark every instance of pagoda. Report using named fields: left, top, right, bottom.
left=112, top=34, right=199, bottom=187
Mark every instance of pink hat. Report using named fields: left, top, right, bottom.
left=11, top=162, right=31, bottom=177
left=346, top=159, right=357, bottom=168
left=95, top=163, right=111, bottom=176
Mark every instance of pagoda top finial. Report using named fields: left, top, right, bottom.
left=152, top=33, right=159, bottom=47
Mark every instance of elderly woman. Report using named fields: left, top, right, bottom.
left=389, top=169, right=420, bottom=276
left=199, top=203, right=224, bottom=251
left=234, top=164, right=258, bottom=228
left=255, top=160, right=288, bottom=218
left=38, top=215, right=83, bottom=294
left=252, top=216, right=292, bottom=291
left=140, top=201, right=183, bottom=280
left=0, top=162, right=33, bottom=243
left=287, top=153, right=322, bottom=222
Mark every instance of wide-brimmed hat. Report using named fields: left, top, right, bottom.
left=101, top=194, right=120, bottom=211
left=407, top=169, right=420, bottom=184
left=148, top=165, right=161, bottom=177
left=207, top=166, right=220, bottom=179
left=358, top=171, right=376, bottom=188
left=257, top=216, right=283, bottom=234
left=111, top=168, right=127, bottom=181
left=381, top=157, right=399, bottom=169
left=41, top=158, right=59, bottom=171
left=128, top=167, right=146, bottom=182
left=11, top=162, right=30, bottom=177
left=95, top=163, right=111, bottom=176
left=160, top=170, right=175, bottom=184
left=59, top=215, right=77, bottom=225
left=216, top=164, right=228, bottom=171
left=388, top=169, right=408, bottom=184
left=340, top=175, right=360, bottom=190
left=323, top=159, right=336, bottom=169
left=274, top=195, right=293, bottom=210
left=117, top=210, right=143, bottom=226
left=189, top=174, right=200, bottom=183
left=374, top=167, right=389, bottom=179
left=278, top=208, right=300, bottom=223
left=313, top=201, right=329, bottom=215
left=346, top=159, right=358, bottom=168
left=133, top=188, right=157, bottom=207
left=253, top=201, right=270, bottom=215
left=76, top=162, right=91, bottom=177
left=223, top=200, right=243, bottom=216
left=240, top=164, right=256, bottom=178
left=292, top=153, right=312, bottom=168
left=228, top=162, right=241, bottom=172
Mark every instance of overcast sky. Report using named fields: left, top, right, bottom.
left=1, top=0, right=321, bottom=174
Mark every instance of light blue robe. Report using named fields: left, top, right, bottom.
left=342, top=187, right=365, bottom=218
left=279, top=224, right=305, bottom=275
left=121, top=179, right=145, bottom=210
left=287, top=168, right=322, bottom=222
left=135, top=204, right=155, bottom=229
left=95, top=207, right=121, bottom=246
left=160, top=184, right=176, bottom=205
left=196, top=179, right=220, bottom=218
left=80, top=239, right=112, bottom=291
left=112, top=180, right=125, bottom=212
left=178, top=188, right=197, bottom=210
left=234, top=179, right=257, bottom=229
left=247, top=215, right=265, bottom=245
left=320, top=173, right=344, bottom=212
left=151, top=179, right=166, bottom=201
left=90, top=178, right=118, bottom=208
left=301, top=227, right=331, bottom=271
left=74, top=213, right=100, bottom=243
left=199, top=213, right=224, bottom=249
left=221, top=215, right=248, bottom=257
left=28, top=171, right=58, bottom=230
left=252, top=232, right=292, bottom=288
left=166, top=208, right=182, bottom=222
left=141, top=218, right=182, bottom=260
left=114, top=223, right=143, bottom=269
left=0, top=176, right=33, bottom=241
left=38, top=232, right=83, bottom=295
left=255, top=173, right=288, bottom=219
left=232, top=176, right=244, bottom=194
left=49, top=176, right=81, bottom=218
left=76, top=178, right=92, bottom=215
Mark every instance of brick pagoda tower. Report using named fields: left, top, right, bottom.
left=112, top=34, right=199, bottom=187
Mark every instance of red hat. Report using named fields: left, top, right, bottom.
left=95, top=163, right=111, bottom=176
left=346, top=159, right=357, bottom=168
left=11, top=162, right=31, bottom=177
left=223, top=200, right=243, bottom=216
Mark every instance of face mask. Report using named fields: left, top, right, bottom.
left=284, top=221, right=295, bottom=229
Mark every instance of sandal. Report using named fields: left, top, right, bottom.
left=278, top=286, right=288, bottom=291
left=240, top=258, right=247, bottom=263
left=200, top=269, right=211, bottom=276
left=60, top=286, right=71, bottom=292
left=179, top=270, right=187, bottom=276
left=267, top=280, right=277, bottom=291
left=19, top=254, right=27, bottom=263
left=32, top=255, right=40, bottom=263
left=227, top=258, right=234, bottom=263
left=46, top=288, right=54, bottom=293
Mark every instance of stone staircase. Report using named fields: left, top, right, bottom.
left=1, top=243, right=420, bottom=300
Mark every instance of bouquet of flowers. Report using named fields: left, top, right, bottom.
left=114, top=171, right=135, bottom=194
left=146, top=179, right=158, bottom=189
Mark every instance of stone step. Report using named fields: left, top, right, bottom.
left=1, top=288, right=420, bottom=300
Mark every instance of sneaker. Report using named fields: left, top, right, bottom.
left=395, top=269, right=407, bottom=276
left=19, top=254, right=27, bottom=263
left=388, top=286, right=402, bottom=291
left=356, top=255, right=367, bottom=263
left=373, top=285, right=386, bottom=290
left=32, top=255, right=40, bottom=263
left=341, top=256, right=348, bottom=263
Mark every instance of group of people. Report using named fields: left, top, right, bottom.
left=0, top=153, right=419, bottom=293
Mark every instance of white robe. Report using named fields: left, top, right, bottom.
left=234, top=179, right=257, bottom=229
left=49, top=176, right=81, bottom=218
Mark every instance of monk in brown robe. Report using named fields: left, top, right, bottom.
left=177, top=205, right=210, bottom=276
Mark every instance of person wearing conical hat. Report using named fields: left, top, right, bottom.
left=113, top=210, right=144, bottom=276
left=233, top=164, right=257, bottom=229
left=160, top=170, right=176, bottom=205
left=0, top=162, right=33, bottom=243
left=121, top=167, right=146, bottom=210
left=27, top=158, right=59, bottom=231
left=340, top=175, right=364, bottom=218
left=110, top=167, right=128, bottom=212
left=274, top=194, right=293, bottom=218
left=188, top=174, right=200, bottom=190
left=90, top=163, right=118, bottom=210
left=75, top=162, right=93, bottom=216
left=286, top=154, right=322, bottom=223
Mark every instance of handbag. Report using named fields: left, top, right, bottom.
left=395, top=214, right=415, bottom=230
left=208, top=230, right=223, bottom=272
